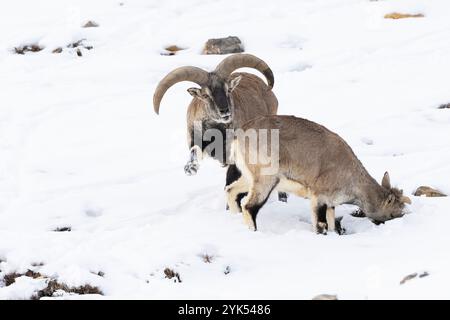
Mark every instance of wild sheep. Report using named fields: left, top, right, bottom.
left=226, top=115, right=412, bottom=233
left=153, top=53, right=287, bottom=205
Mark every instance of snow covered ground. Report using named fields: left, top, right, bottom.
left=1, top=0, right=450, bottom=299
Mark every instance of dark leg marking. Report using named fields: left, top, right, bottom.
left=225, top=164, right=241, bottom=187
left=235, top=192, right=248, bottom=212
left=244, top=183, right=278, bottom=231
left=225, top=165, right=247, bottom=211
left=278, top=192, right=288, bottom=203
left=317, top=204, right=327, bottom=223
left=335, top=216, right=346, bottom=235
left=245, top=202, right=264, bottom=232
left=184, top=148, right=199, bottom=175
left=351, top=208, right=366, bottom=218
left=316, top=204, right=328, bottom=234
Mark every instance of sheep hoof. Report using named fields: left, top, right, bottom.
left=184, top=161, right=199, bottom=176
left=278, top=192, right=288, bottom=202
left=335, top=217, right=346, bottom=235
left=243, top=212, right=256, bottom=231
left=315, top=222, right=328, bottom=235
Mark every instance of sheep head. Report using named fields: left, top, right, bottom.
left=153, top=53, right=274, bottom=123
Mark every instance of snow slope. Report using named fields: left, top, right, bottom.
left=1, top=0, right=450, bottom=299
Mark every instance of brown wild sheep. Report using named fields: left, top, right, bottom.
left=226, top=115, right=411, bottom=233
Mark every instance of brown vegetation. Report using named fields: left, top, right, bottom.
left=161, top=45, right=186, bottom=56
left=384, top=12, right=424, bottom=19
left=33, top=281, right=102, bottom=299
left=164, top=268, right=182, bottom=283
left=14, top=44, right=44, bottom=54
left=2, top=269, right=102, bottom=299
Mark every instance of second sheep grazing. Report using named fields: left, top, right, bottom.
left=226, top=115, right=412, bottom=233
left=153, top=54, right=287, bottom=205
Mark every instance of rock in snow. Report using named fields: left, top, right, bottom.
left=413, top=186, right=447, bottom=197
left=202, top=36, right=244, bottom=55
left=83, top=20, right=100, bottom=28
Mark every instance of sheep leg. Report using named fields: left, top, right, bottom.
left=326, top=206, right=336, bottom=232
left=184, top=145, right=201, bottom=175
left=225, top=165, right=248, bottom=211
left=241, top=177, right=279, bottom=231
left=225, top=175, right=248, bottom=214
left=335, top=217, right=346, bottom=235
left=311, top=197, right=328, bottom=235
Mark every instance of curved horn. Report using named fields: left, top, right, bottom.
left=214, top=53, right=274, bottom=89
left=153, top=66, right=209, bottom=114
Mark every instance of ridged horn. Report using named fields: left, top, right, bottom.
left=153, top=66, right=209, bottom=114
left=214, top=53, right=274, bottom=89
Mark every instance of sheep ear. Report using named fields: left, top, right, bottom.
left=187, top=88, right=201, bottom=97
left=401, top=196, right=412, bottom=204
left=229, top=75, right=242, bottom=92
left=381, top=171, right=391, bottom=189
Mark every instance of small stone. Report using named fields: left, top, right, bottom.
left=68, top=40, right=84, bottom=48
left=224, top=266, right=231, bottom=275
left=14, top=47, right=25, bottom=54
left=53, top=226, right=71, bottom=232
left=413, top=186, right=447, bottom=197
left=400, top=273, right=417, bottom=285
left=24, top=270, right=42, bottom=279
left=202, top=36, right=244, bottom=55
left=31, top=262, right=44, bottom=267
left=83, top=20, right=99, bottom=28
left=52, top=47, right=63, bottom=54
left=30, top=45, right=42, bottom=52
left=438, top=103, right=450, bottom=109
left=67, top=40, right=93, bottom=52
left=400, top=272, right=429, bottom=284
left=312, top=294, right=338, bottom=300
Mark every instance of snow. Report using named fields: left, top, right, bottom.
left=1, top=0, right=450, bottom=299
